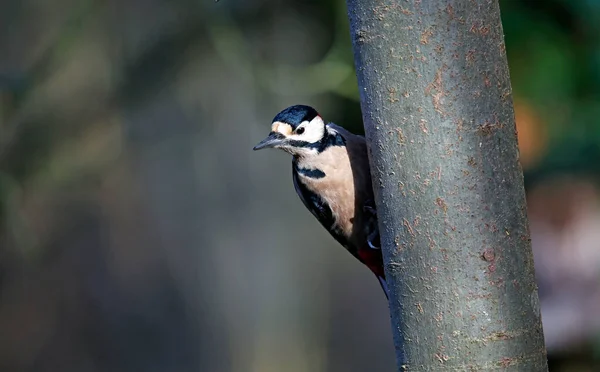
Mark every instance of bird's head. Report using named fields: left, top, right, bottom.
left=253, top=105, right=326, bottom=157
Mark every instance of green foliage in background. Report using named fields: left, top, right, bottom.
left=500, top=0, right=600, bottom=186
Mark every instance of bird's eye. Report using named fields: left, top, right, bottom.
left=296, top=127, right=305, bottom=135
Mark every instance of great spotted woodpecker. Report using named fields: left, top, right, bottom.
left=253, top=105, right=387, bottom=298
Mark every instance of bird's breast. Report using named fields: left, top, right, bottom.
left=296, top=147, right=357, bottom=238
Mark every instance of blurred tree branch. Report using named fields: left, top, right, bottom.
left=346, top=0, right=548, bottom=370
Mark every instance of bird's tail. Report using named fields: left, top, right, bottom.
left=377, top=276, right=389, bottom=299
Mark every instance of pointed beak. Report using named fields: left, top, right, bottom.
left=253, top=132, right=286, bottom=151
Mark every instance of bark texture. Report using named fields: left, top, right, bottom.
left=346, top=1, right=548, bottom=370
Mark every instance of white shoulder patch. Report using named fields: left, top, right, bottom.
left=326, top=123, right=354, bottom=139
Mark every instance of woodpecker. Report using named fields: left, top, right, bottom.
left=253, top=105, right=387, bottom=298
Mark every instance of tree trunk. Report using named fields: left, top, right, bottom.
left=345, top=0, right=548, bottom=370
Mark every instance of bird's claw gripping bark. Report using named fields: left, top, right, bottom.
left=363, top=200, right=377, bottom=216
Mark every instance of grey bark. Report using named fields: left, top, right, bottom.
left=346, top=1, right=548, bottom=371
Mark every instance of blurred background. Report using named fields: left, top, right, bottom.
left=0, top=0, right=599, bottom=371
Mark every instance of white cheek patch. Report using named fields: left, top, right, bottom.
left=287, top=116, right=325, bottom=143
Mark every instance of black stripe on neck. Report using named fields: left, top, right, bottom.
left=296, top=167, right=325, bottom=179
left=289, top=129, right=346, bottom=153
left=293, top=158, right=326, bottom=179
